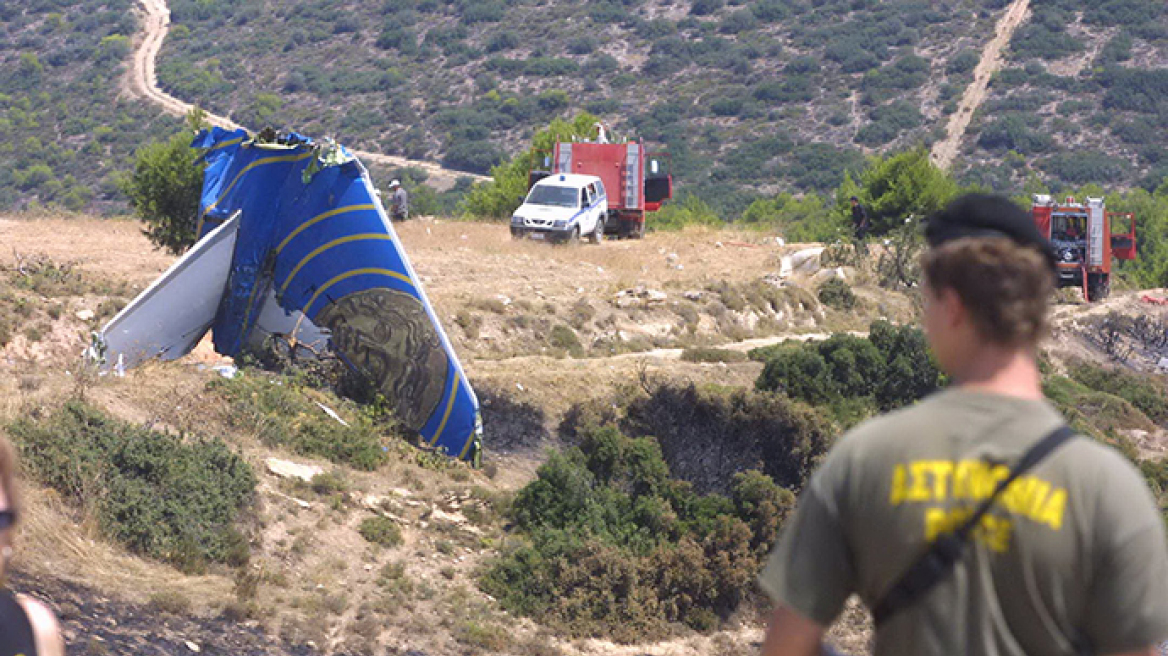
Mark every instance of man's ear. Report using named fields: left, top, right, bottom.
left=939, top=286, right=967, bottom=331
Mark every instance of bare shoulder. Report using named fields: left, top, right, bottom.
left=16, top=594, right=65, bottom=656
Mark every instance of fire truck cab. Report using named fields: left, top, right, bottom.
left=1031, top=195, right=1137, bottom=302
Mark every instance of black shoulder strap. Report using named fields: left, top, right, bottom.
left=871, top=424, right=1077, bottom=627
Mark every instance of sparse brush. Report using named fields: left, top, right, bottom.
left=147, top=590, right=192, bottom=615
left=468, top=297, right=508, bottom=314
left=455, top=309, right=482, bottom=339
left=680, top=347, right=748, bottom=364
left=7, top=402, right=256, bottom=571
left=359, top=515, right=403, bottom=548
left=310, top=470, right=348, bottom=496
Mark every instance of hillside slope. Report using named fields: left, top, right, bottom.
left=2, top=1, right=1165, bottom=216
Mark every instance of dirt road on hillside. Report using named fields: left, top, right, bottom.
left=127, top=0, right=487, bottom=190
left=930, top=0, right=1031, bottom=171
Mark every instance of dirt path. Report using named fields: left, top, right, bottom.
left=127, top=0, right=488, bottom=190
left=930, top=0, right=1031, bottom=171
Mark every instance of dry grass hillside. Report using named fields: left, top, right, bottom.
left=1, top=212, right=1166, bottom=656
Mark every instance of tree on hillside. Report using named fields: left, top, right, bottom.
left=120, top=109, right=208, bottom=255
left=849, top=147, right=960, bottom=235
left=463, top=112, right=601, bottom=219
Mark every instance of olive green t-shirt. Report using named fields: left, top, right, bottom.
left=760, top=389, right=1168, bottom=656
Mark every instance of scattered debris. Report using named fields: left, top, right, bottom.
left=185, top=641, right=201, bottom=653
left=811, top=268, right=847, bottom=285
left=265, top=457, right=323, bottom=483
left=211, top=364, right=238, bottom=379
left=75, top=309, right=95, bottom=321
left=314, top=401, right=350, bottom=427
left=1141, top=295, right=1168, bottom=306
left=683, top=290, right=704, bottom=301
left=614, top=287, right=668, bottom=308
left=788, top=247, right=826, bottom=274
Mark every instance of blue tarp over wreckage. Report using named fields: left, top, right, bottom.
left=192, top=127, right=482, bottom=461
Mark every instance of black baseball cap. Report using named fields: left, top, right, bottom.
left=925, top=193, right=1057, bottom=271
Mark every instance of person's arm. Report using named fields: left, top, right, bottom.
left=757, top=450, right=857, bottom=655
left=761, top=605, right=827, bottom=656
left=17, top=595, right=65, bottom=656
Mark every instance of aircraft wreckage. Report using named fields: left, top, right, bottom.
left=95, top=128, right=482, bottom=462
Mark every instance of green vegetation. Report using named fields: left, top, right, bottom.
left=7, top=402, right=255, bottom=572
left=753, top=322, right=944, bottom=423
left=211, top=370, right=394, bottom=471
left=1067, top=362, right=1168, bottom=426
left=817, top=278, right=857, bottom=310
left=120, top=110, right=207, bottom=254
left=679, top=348, right=749, bottom=364
left=359, top=516, right=404, bottom=548
left=480, top=425, right=794, bottom=640
left=966, top=0, right=1168, bottom=194
left=0, top=0, right=185, bottom=213
left=7, top=1, right=1163, bottom=215
left=463, top=112, right=600, bottom=219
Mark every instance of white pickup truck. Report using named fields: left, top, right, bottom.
left=510, top=173, right=607, bottom=244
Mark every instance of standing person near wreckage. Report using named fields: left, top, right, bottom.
left=759, top=194, right=1168, bottom=656
left=388, top=179, right=409, bottom=222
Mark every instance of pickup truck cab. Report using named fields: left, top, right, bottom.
left=511, top=173, right=607, bottom=244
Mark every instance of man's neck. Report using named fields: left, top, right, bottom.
left=953, top=343, right=1043, bottom=400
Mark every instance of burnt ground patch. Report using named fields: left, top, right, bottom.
left=10, top=572, right=331, bottom=656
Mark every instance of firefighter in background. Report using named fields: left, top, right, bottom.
left=388, top=179, right=409, bottom=222
left=850, top=196, right=870, bottom=253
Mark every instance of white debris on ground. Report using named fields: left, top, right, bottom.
left=265, top=457, right=323, bottom=483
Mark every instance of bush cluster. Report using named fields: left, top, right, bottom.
left=480, top=425, right=794, bottom=640
left=817, top=278, right=857, bottom=310
left=753, top=321, right=944, bottom=422
left=211, top=371, right=392, bottom=470
left=619, top=383, right=834, bottom=494
left=1067, top=362, right=1168, bottom=426
left=7, top=402, right=256, bottom=572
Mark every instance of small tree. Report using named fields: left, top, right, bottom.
left=121, top=110, right=209, bottom=255
left=463, top=112, right=600, bottom=219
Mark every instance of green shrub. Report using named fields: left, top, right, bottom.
left=1067, top=362, right=1168, bottom=426
left=680, top=348, right=749, bottom=364
left=211, top=372, right=390, bottom=470
left=480, top=424, right=794, bottom=640
left=623, top=383, right=833, bottom=493
left=947, top=49, right=980, bottom=75
left=755, top=322, right=943, bottom=418
left=8, top=402, right=255, bottom=571
left=548, top=324, right=583, bottom=353
left=359, top=516, right=403, bottom=547
left=120, top=110, right=208, bottom=255
left=817, top=278, right=857, bottom=310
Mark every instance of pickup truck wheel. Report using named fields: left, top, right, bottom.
left=566, top=226, right=580, bottom=246
left=589, top=219, right=605, bottom=244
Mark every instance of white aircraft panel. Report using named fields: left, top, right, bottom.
left=98, top=213, right=240, bottom=369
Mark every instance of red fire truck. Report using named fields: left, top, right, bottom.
left=1031, top=194, right=1137, bottom=302
left=530, top=131, right=671, bottom=239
